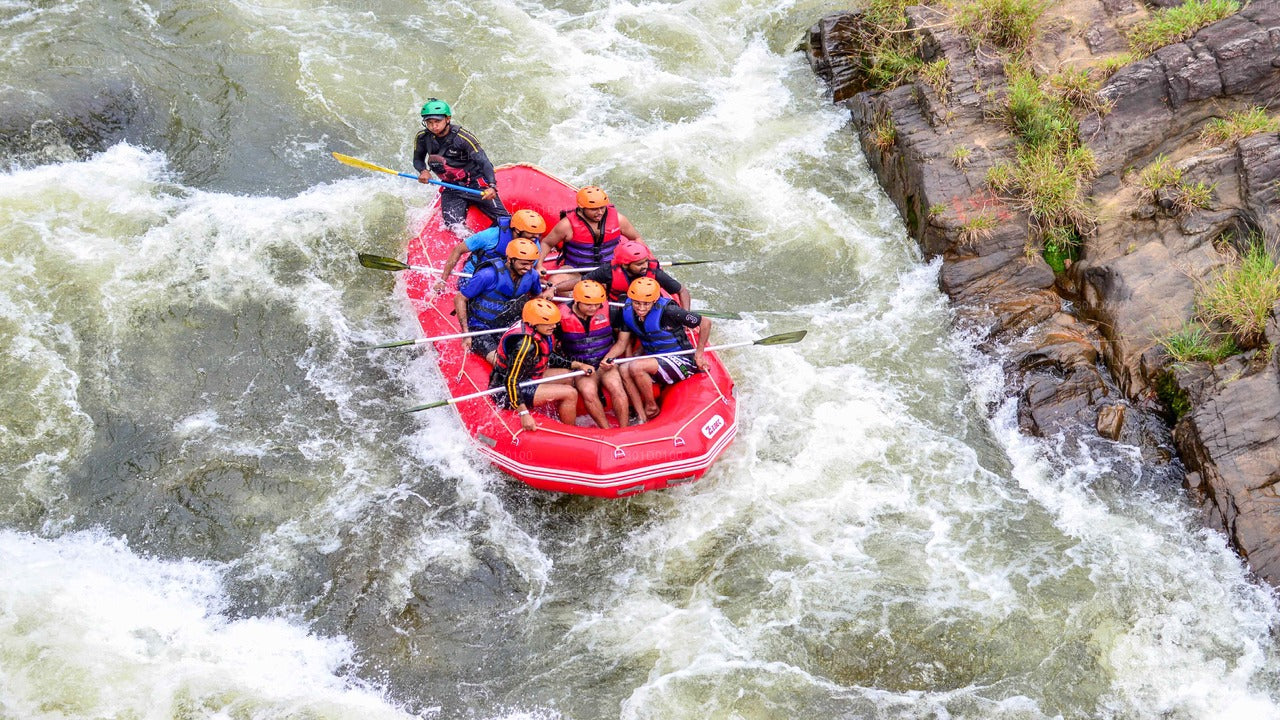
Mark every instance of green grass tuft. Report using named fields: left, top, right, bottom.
left=1159, top=323, right=1238, bottom=363
left=954, top=0, right=1052, bottom=51
left=1172, top=180, right=1215, bottom=215
left=870, top=116, right=898, bottom=151
left=1136, top=154, right=1183, bottom=202
left=1199, top=241, right=1280, bottom=348
left=1200, top=107, right=1280, bottom=145
left=854, top=0, right=927, bottom=90
left=1005, top=64, right=1077, bottom=150
left=958, top=213, right=1000, bottom=246
left=1127, top=0, right=1240, bottom=55
left=920, top=58, right=951, bottom=100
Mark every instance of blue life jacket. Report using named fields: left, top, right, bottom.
left=622, top=297, right=690, bottom=355
left=467, top=258, right=540, bottom=329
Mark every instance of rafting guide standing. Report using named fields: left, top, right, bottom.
left=413, top=98, right=508, bottom=236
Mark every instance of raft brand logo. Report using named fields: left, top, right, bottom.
left=701, top=414, right=725, bottom=439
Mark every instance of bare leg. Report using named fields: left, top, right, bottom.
left=627, top=361, right=660, bottom=419
left=621, top=364, right=647, bottom=422
left=575, top=373, right=609, bottom=429
left=531, top=377, right=578, bottom=426
left=600, top=365, right=629, bottom=427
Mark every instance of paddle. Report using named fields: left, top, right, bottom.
left=402, top=331, right=806, bottom=413
left=404, top=370, right=590, bottom=413
left=359, top=326, right=507, bottom=350
left=548, top=296, right=739, bottom=320
left=358, top=253, right=473, bottom=278
left=609, top=330, right=807, bottom=365
left=332, top=152, right=485, bottom=197
left=360, top=255, right=732, bottom=316
left=549, top=259, right=715, bottom=274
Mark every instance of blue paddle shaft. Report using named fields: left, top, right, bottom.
left=396, top=171, right=485, bottom=197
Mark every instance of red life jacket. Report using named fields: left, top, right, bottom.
left=558, top=306, right=614, bottom=364
left=608, top=260, right=661, bottom=301
left=561, top=206, right=623, bottom=266
left=493, top=322, right=551, bottom=378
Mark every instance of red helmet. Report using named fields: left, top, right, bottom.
left=576, top=185, right=609, bottom=209
left=573, top=280, right=607, bottom=304
left=522, top=297, right=561, bottom=325
left=510, top=209, right=546, bottom=236
left=612, top=240, right=650, bottom=266
left=506, top=238, right=540, bottom=260
left=627, top=277, right=661, bottom=303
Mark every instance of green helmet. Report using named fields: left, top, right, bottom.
left=420, top=98, right=452, bottom=119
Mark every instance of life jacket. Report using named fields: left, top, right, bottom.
left=467, top=258, right=540, bottom=329
left=493, top=322, right=552, bottom=379
left=560, top=206, right=622, bottom=267
left=559, top=305, right=614, bottom=364
left=622, top=297, right=691, bottom=355
left=427, top=124, right=490, bottom=188
left=462, top=217, right=511, bottom=276
left=607, top=260, right=661, bottom=301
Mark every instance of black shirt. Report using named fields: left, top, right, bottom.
left=412, top=123, right=497, bottom=189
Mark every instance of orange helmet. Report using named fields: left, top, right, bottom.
left=573, top=280, right=607, bottom=304
left=612, top=240, right=650, bottom=266
left=627, top=277, right=661, bottom=303
left=522, top=297, right=561, bottom=325
left=506, top=238, right=540, bottom=260
left=576, top=185, right=609, bottom=209
left=510, top=209, right=546, bottom=236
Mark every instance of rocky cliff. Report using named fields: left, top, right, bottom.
left=806, top=0, right=1280, bottom=582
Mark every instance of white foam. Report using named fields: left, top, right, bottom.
left=0, top=529, right=414, bottom=719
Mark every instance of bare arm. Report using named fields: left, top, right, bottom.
left=617, top=213, right=642, bottom=243
left=453, top=293, right=469, bottom=334
left=539, top=218, right=571, bottom=262
left=438, top=240, right=470, bottom=289
left=602, top=331, right=631, bottom=364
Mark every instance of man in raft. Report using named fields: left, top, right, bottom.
left=435, top=209, right=547, bottom=293
left=563, top=239, right=691, bottom=308
left=539, top=185, right=642, bottom=286
left=558, top=280, right=632, bottom=428
left=455, top=238, right=548, bottom=364
left=490, top=297, right=596, bottom=432
left=603, top=277, right=710, bottom=423
left=413, top=98, right=508, bottom=237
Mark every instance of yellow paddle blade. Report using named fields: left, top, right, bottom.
left=331, top=152, right=398, bottom=176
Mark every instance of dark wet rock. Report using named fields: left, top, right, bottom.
left=808, top=0, right=1280, bottom=584
left=1172, top=352, right=1280, bottom=582
left=1096, top=404, right=1127, bottom=440
left=0, top=76, right=150, bottom=164
left=804, top=13, right=875, bottom=103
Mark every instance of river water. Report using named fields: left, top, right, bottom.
left=2, top=1, right=1279, bottom=718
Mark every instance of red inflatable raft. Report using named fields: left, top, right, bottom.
left=402, top=163, right=737, bottom=497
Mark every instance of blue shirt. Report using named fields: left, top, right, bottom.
left=462, top=226, right=507, bottom=275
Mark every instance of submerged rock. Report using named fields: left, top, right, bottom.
left=0, top=75, right=150, bottom=165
